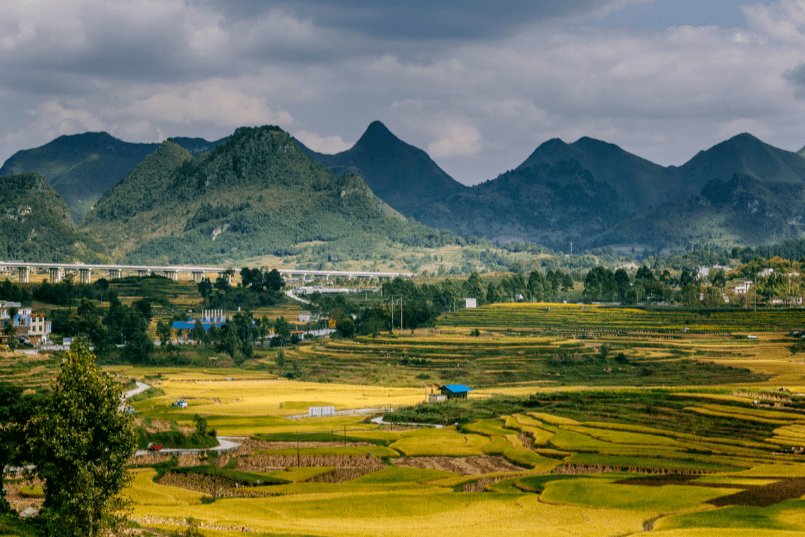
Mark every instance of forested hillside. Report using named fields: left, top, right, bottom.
left=3, top=124, right=804, bottom=260
left=83, top=126, right=456, bottom=265
left=0, top=173, right=89, bottom=262
left=0, top=132, right=223, bottom=220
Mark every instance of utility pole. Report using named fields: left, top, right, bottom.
left=390, top=297, right=394, bottom=333
left=400, top=298, right=403, bottom=331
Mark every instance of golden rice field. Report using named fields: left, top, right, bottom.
left=122, top=337, right=805, bottom=536
left=124, top=375, right=805, bottom=536
left=11, top=301, right=805, bottom=535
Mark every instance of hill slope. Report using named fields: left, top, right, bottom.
left=83, top=126, right=455, bottom=265
left=85, top=141, right=193, bottom=222
left=591, top=174, right=805, bottom=249
left=0, top=173, right=88, bottom=261
left=305, top=121, right=466, bottom=219
left=0, top=133, right=224, bottom=221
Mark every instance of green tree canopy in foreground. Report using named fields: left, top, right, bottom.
left=28, top=340, right=136, bottom=536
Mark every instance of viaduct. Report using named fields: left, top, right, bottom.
left=0, top=261, right=413, bottom=285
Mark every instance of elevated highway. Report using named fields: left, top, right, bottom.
left=0, top=261, right=412, bottom=284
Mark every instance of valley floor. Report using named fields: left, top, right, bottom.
left=7, top=303, right=805, bottom=536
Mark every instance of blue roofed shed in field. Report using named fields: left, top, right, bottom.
left=440, top=384, right=472, bottom=399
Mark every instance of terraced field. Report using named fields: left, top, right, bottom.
left=121, top=374, right=805, bottom=536
left=440, top=302, right=805, bottom=334
left=6, top=301, right=805, bottom=535
left=0, top=351, right=61, bottom=390
left=278, top=330, right=773, bottom=388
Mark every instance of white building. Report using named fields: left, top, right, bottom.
left=0, top=301, right=22, bottom=321
left=27, top=314, right=51, bottom=344
left=734, top=281, right=753, bottom=295
left=465, top=298, right=477, bottom=309
left=2, top=304, right=51, bottom=345
left=759, top=268, right=775, bottom=278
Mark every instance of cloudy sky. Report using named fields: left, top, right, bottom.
left=2, top=0, right=805, bottom=184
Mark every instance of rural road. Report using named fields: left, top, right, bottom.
left=133, top=436, right=243, bottom=457
left=124, top=381, right=151, bottom=399
left=370, top=416, right=444, bottom=429
left=285, top=288, right=311, bottom=304
left=124, top=381, right=243, bottom=456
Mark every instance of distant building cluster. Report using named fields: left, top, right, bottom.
left=0, top=301, right=52, bottom=347
left=171, top=309, right=228, bottom=343
left=693, top=266, right=803, bottom=306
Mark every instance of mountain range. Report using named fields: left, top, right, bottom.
left=0, top=122, right=803, bottom=264
left=0, top=132, right=225, bottom=221
left=307, top=125, right=804, bottom=252
left=81, top=126, right=453, bottom=265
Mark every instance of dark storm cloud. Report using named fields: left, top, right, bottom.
left=202, top=0, right=627, bottom=40
left=1, top=0, right=804, bottom=185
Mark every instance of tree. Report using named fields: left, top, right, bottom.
left=527, top=270, right=547, bottom=301
left=2, top=311, right=17, bottom=350
left=583, top=267, right=617, bottom=302
left=614, top=268, right=631, bottom=301
left=274, top=317, right=292, bottom=346
left=336, top=316, right=356, bottom=338
left=157, top=319, right=172, bottom=347
left=214, top=274, right=231, bottom=291
left=462, top=272, right=483, bottom=303
left=0, top=384, right=38, bottom=513
left=192, top=320, right=206, bottom=342
left=28, top=340, right=136, bottom=536
left=197, top=278, right=213, bottom=300
left=265, top=268, right=285, bottom=292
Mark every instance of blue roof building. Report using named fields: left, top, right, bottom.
left=440, top=384, right=472, bottom=399
left=171, top=309, right=228, bottom=342
left=171, top=320, right=226, bottom=332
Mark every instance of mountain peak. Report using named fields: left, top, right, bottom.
left=517, top=138, right=571, bottom=169
left=304, top=120, right=465, bottom=217
left=680, top=131, right=805, bottom=187
left=356, top=120, right=400, bottom=146
left=572, top=136, right=619, bottom=151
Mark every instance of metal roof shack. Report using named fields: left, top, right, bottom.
left=440, top=384, right=472, bottom=399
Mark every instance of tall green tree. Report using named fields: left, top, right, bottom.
left=0, top=384, right=38, bottom=513
left=28, top=340, right=136, bottom=536
left=157, top=319, right=172, bottom=346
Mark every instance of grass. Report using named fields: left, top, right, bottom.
left=540, top=477, right=734, bottom=510
left=656, top=500, right=805, bottom=532
left=273, top=329, right=768, bottom=388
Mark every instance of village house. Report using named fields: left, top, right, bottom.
left=0, top=302, right=52, bottom=346
left=440, top=384, right=473, bottom=400
left=734, top=281, right=753, bottom=295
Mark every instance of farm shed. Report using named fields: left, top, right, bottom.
left=308, top=406, right=335, bottom=417
left=440, top=384, right=472, bottom=399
